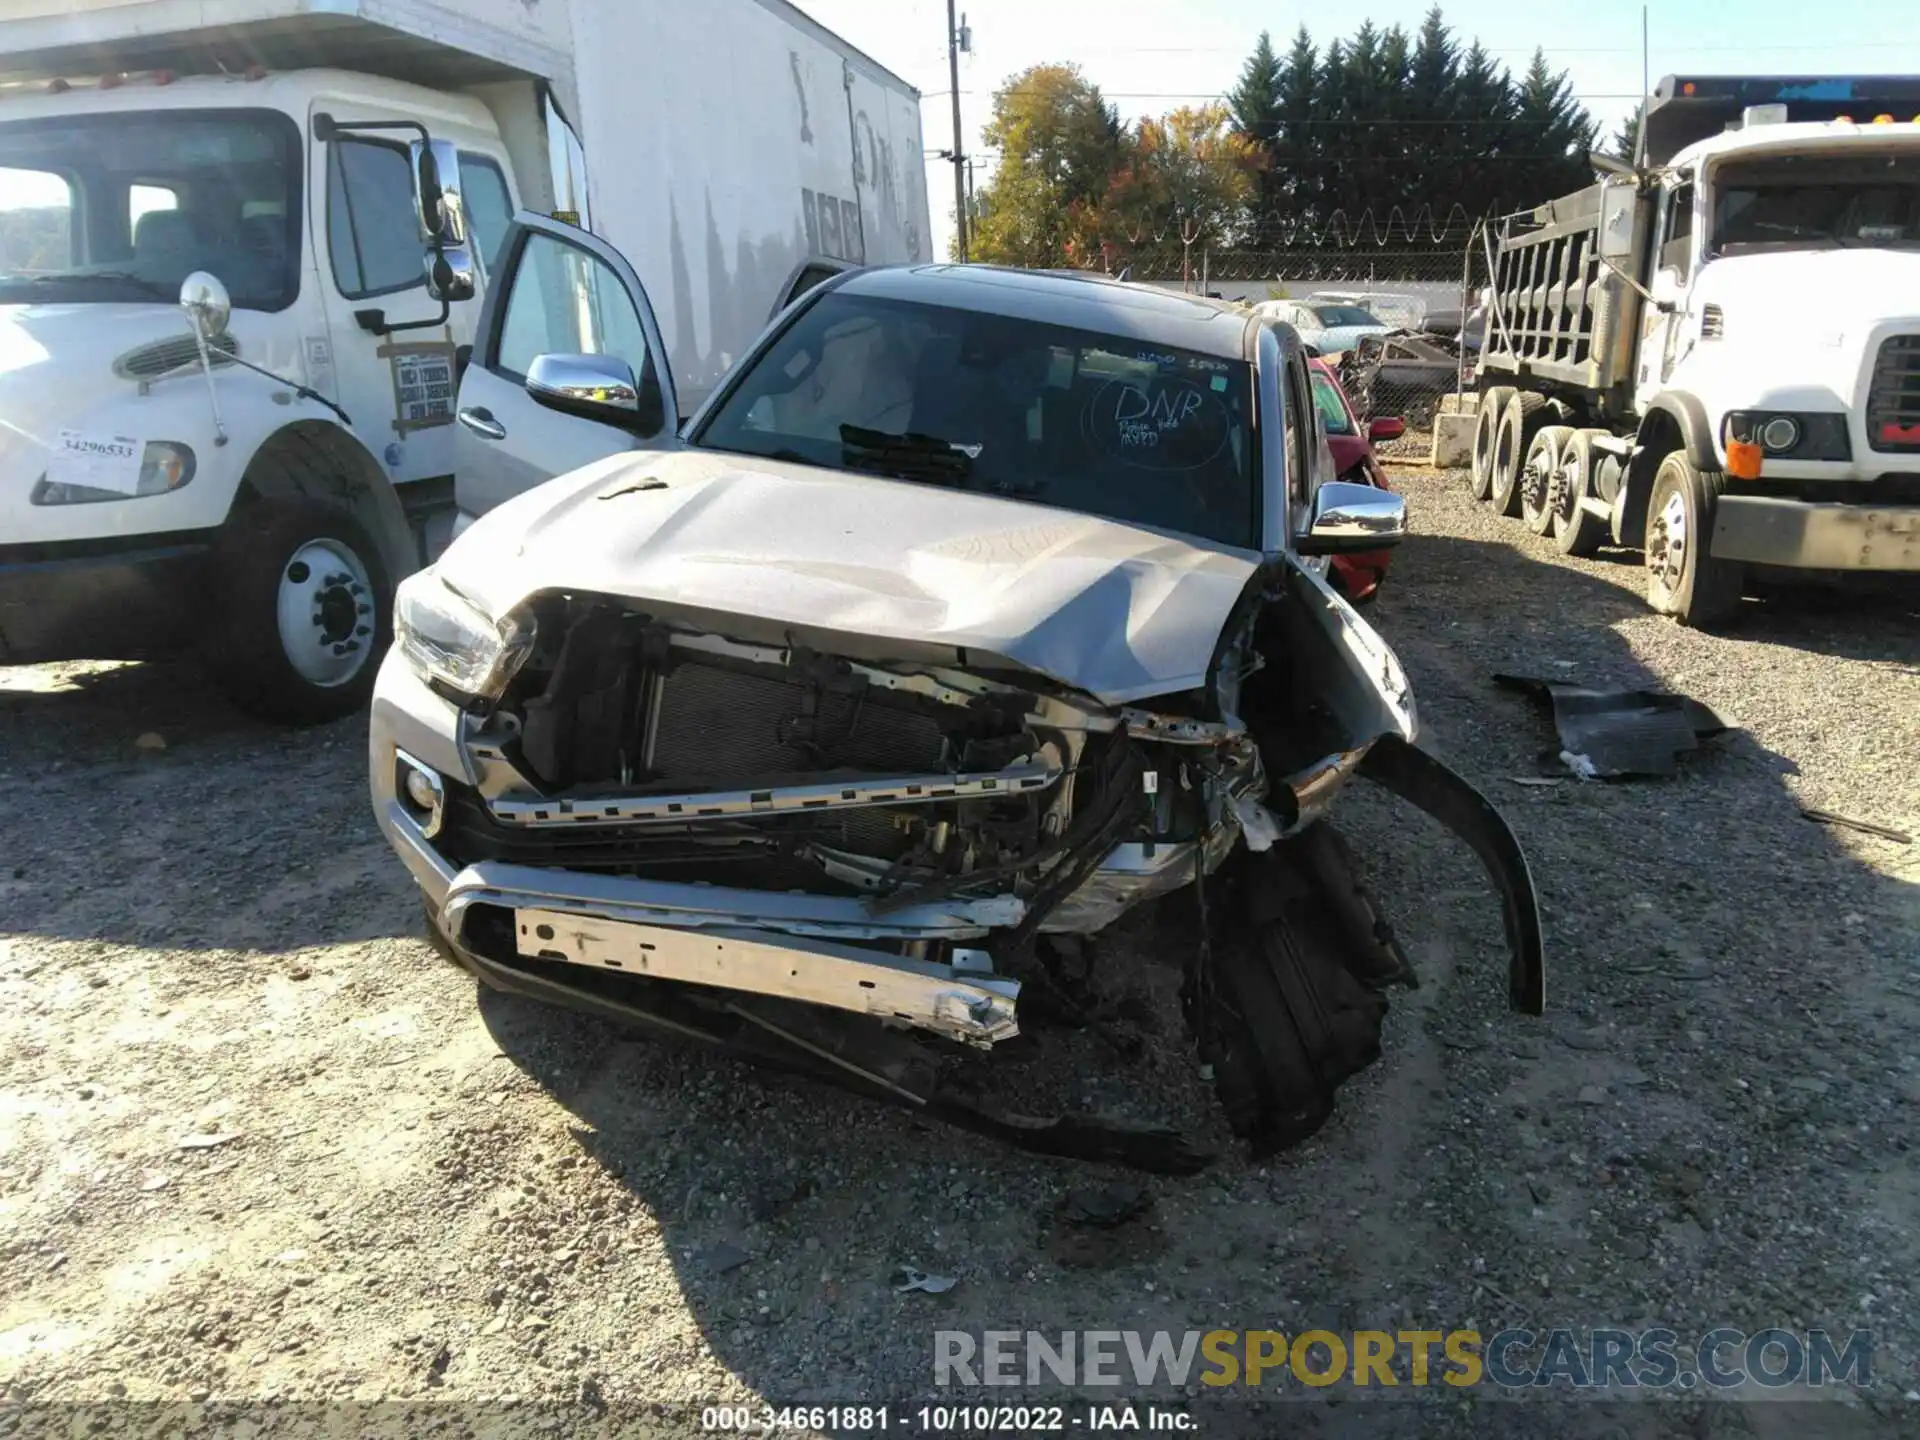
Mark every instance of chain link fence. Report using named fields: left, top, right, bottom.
left=1100, top=222, right=1501, bottom=450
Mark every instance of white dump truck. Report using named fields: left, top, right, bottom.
left=0, top=0, right=928, bottom=721
left=1469, top=75, right=1920, bottom=623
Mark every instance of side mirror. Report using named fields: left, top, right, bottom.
left=424, top=246, right=476, bottom=303
left=409, top=138, right=467, bottom=247
left=526, top=352, right=642, bottom=426
left=1368, top=416, right=1405, bottom=443
left=178, top=271, right=230, bottom=341
left=1296, top=480, right=1407, bottom=556
left=1599, top=177, right=1640, bottom=261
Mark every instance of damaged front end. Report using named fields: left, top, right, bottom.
left=372, top=558, right=1542, bottom=1172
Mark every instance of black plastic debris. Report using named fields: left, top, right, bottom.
left=1057, top=1182, right=1153, bottom=1229
left=1494, top=674, right=1731, bottom=779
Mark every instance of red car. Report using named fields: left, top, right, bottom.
left=1311, top=356, right=1404, bottom=604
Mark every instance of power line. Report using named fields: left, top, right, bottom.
left=924, top=89, right=1648, bottom=102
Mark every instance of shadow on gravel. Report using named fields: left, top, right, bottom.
left=459, top=527, right=1915, bottom=1422
left=0, top=658, right=419, bottom=953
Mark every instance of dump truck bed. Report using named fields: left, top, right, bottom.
left=1475, top=180, right=1652, bottom=413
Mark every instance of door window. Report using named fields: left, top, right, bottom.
left=494, top=230, right=650, bottom=382
left=128, top=182, right=178, bottom=228
left=1660, top=173, right=1695, bottom=278
left=459, top=154, right=513, bottom=276
left=784, top=262, right=844, bottom=310
left=327, top=137, right=424, bottom=298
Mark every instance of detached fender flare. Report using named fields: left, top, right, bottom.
left=1358, top=735, right=1545, bottom=1014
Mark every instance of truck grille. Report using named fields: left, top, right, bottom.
left=1867, top=335, right=1920, bottom=453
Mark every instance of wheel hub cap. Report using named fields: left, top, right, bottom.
left=1649, top=491, right=1688, bottom=589
left=276, top=539, right=375, bottom=687
left=1552, top=453, right=1582, bottom=522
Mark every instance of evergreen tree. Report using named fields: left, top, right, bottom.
left=1271, top=26, right=1322, bottom=230
left=1610, top=101, right=1646, bottom=163
left=1513, top=48, right=1597, bottom=204
left=1408, top=7, right=1464, bottom=221
left=1226, top=32, right=1285, bottom=227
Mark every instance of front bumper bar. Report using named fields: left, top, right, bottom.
left=430, top=857, right=1026, bottom=1047
left=513, top=908, right=1019, bottom=1046
left=1711, top=496, right=1920, bottom=571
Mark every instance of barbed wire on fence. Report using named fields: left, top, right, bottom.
left=1237, top=203, right=1481, bottom=248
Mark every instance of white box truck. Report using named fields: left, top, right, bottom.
left=0, top=0, right=929, bottom=721
left=1468, top=75, right=1920, bottom=624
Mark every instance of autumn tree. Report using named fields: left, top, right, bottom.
left=968, top=64, right=1122, bottom=266
left=1102, top=105, right=1259, bottom=282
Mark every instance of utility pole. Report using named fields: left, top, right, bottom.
left=947, top=0, right=968, bottom=261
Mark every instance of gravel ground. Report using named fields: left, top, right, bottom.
left=1, top=465, right=1916, bottom=1436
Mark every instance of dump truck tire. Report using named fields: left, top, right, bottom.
left=1491, top=391, right=1547, bottom=517
left=1521, top=424, right=1575, bottom=534
left=1470, top=385, right=1513, bottom=501
left=1554, top=429, right=1610, bottom=556
left=1644, top=451, right=1744, bottom=627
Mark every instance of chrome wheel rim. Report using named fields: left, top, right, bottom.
left=1647, top=490, right=1688, bottom=592
left=1521, top=451, right=1552, bottom=517
left=275, top=539, right=375, bottom=687
left=1552, top=449, right=1583, bottom=524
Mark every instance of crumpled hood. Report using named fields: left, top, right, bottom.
left=444, top=449, right=1262, bottom=706
left=1697, top=249, right=1920, bottom=330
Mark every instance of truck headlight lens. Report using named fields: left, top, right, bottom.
left=1723, top=412, right=1850, bottom=462
left=30, top=441, right=197, bottom=505
left=393, top=572, right=535, bottom=702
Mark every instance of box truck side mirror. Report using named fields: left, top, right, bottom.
left=424, top=248, right=476, bottom=304
left=410, top=138, right=468, bottom=248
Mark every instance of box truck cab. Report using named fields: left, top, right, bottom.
left=1472, top=76, right=1920, bottom=624
left=0, top=0, right=928, bottom=722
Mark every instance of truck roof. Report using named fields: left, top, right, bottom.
left=0, top=0, right=574, bottom=100
left=842, top=265, right=1254, bottom=361
left=1645, top=73, right=1920, bottom=166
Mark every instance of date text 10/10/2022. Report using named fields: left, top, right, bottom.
left=700, top=1405, right=1196, bottom=1432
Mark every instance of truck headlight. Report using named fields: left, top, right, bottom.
left=393, top=572, right=535, bottom=702
left=30, top=441, right=197, bottom=505
left=1723, top=412, right=1851, bottom=462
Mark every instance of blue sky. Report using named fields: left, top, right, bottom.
left=796, top=0, right=1920, bottom=244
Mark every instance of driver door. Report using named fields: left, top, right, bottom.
left=453, top=213, right=677, bottom=521
left=1636, top=169, right=1696, bottom=410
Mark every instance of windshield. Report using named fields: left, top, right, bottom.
left=1712, top=155, right=1920, bottom=253
left=0, top=109, right=301, bottom=310
left=1310, top=370, right=1354, bottom=435
left=1311, top=305, right=1381, bottom=327
left=697, top=292, right=1260, bottom=550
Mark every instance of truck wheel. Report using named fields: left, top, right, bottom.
left=1470, top=386, right=1513, bottom=501
left=1553, top=429, right=1609, bottom=556
left=1644, top=452, right=1744, bottom=627
left=1520, top=424, right=1574, bottom=534
left=1490, top=392, right=1546, bottom=517
left=209, top=498, right=392, bottom=724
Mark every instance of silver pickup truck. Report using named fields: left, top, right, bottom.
left=368, top=260, right=1543, bottom=1171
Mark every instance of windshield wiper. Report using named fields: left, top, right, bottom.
left=839, top=424, right=976, bottom=488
